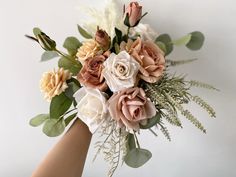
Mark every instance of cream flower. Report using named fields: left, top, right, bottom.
left=74, top=87, right=110, bottom=133
left=40, top=68, right=72, bottom=101
left=102, top=51, right=140, bottom=92
left=76, top=39, right=102, bottom=64
left=130, top=23, right=158, bottom=41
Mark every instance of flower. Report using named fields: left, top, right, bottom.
left=107, top=87, right=156, bottom=131
left=77, top=55, right=108, bottom=91
left=40, top=68, right=72, bottom=101
left=121, top=38, right=165, bottom=83
left=74, top=87, right=110, bottom=133
left=76, top=39, right=103, bottom=64
left=95, top=28, right=111, bottom=51
left=130, top=23, right=158, bottom=41
left=124, top=2, right=142, bottom=27
left=102, top=51, right=140, bottom=92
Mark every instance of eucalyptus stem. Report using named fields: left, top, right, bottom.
left=133, top=132, right=141, bottom=149
left=54, top=48, right=81, bottom=67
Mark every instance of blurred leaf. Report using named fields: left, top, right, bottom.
left=50, top=93, right=72, bottom=119
left=125, top=148, right=152, bottom=168
left=64, top=82, right=80, bottom=100
left=43, top=119, right=65, bottom=137
left=77, top=25, right=92, bottom=39
left=155, top=34, right=173, bottom=56
left=63, top=37, right=82, bottom=56
left=29, top=114, right=49, bottom=127
left=65, top=113, right=77, bottom=126
left=41, top=51, right=59, bottom=61
left=155, top=41, right=167, bottom=54
left=126, top=134, right=136, bottom=151
left=58, top=57, right=81, bottom=76
left=172, top=34, right=192, bottom=46
left=33, top=27, right=41, bottom=36
left=140, top=113, right=161, bottom=129
left=186, top=31, right=205, bottom=50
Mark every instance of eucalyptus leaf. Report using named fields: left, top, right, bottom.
left=63, top=37, right=82, bottom=56
left=155, top=34, right=173, bottom=56
left=125, top=148, right=152, bottom=168
left=43, top=119, right=65, bottom=137
left=50, top=93, right=72, bottom=119
left=155, top=41, right=167, bottom=54
left=65, top=113, right=77, bottom=126
left=140, top=113, right=161, bottom=129
left=126, top=134, right=136, bottom=151
left=77, top=25, right=92, bottom=39
left=172, top=34, right=192, bottom=46
left=41, top=51, right=59, bottom=62
left=64, top=82, right=80, bottom=100
left=58, top=57, right=81, bottom=76
left=29, top=114, right=49, bottom=127
left=186, top=31, right=205, bottom=50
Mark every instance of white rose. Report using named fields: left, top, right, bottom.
left=131, top=23, right=158, bottom=41
left=102, top=51, right=140, bottom=92
left=74, top=87, right=109, bottom=133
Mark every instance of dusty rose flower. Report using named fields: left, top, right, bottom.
left=95, top=28, right=111, bottom=51
left=121, top=38, right=165, bottom=83
left=77, top=55, right=107, bottom=91
left=124, top=2, right=142, bottom=27
left=107, top=87, right=156, bottom=131
left=76, top=39, right=102, bottom=64
left=40, top=68, right=72, bottom=101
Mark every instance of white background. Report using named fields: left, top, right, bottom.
left=0, top=0, right=236, bottom=177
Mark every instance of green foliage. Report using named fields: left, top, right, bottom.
left=41, top=51, right=59, bottom=61
left=29, top=114, right=49, bottom=127
left=191, top=95, right=216, bottom=117
left=64, top=113, right=77, bottom=126
left=63, top=37, right=82, bottom=56
left=155, top=34, right=173, bottom=56
left=140, top=113, right=161, bottom=129
left=65, top=80, right=80, bottom=100
left=188, top=80, right=219, bottom=91
left=77, top=25, right=93, bottom=39
left=58, top=57, right=82, bottom=76
left=50, top=93, right=72, bottom=119
left=172, top=34, right=192, bottom=46
left=43, top=118, right=65, bottom=137
left=186, top=31, right=205, bottom=50
left=166, top=58, right=198, bottom=67
left=126, top=134, right=136, bottom=150
left=124, top=148, right=152, bottom=168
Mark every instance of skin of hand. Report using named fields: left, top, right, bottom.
left=31, top=118, right=92, bottom=177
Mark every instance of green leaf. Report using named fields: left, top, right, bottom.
left=33, top=27, right=41, bottom=36
left=115, top=28, right=122, bottom=44
left=186, top=31, right=205, bottom=50
left=29, top=114, right=49, bottom=127
left=64, top=81, right=80, bottom=100
left=140, top=113, right=161, bottom=129
left=77, top=25, right=93, bottom=39
left=58, top=57, right=81, bottom=76
left=172, top=34, right=192, bottom=46
left=43, top=119, right=65, bottom=137
left=63, top=37, right=82, bottom=56
left=126, top=134, right=136, bottom=151
left=125, top=148, right=152, bottom=168
left=155, top=34, right=173, bottom=56
left=65, top=113, right=77, bottom=126
left=41, top=51, right=59, bottom=61
left=155, top=41, right=167, bottom=54
left=50, top=93, right=72, bottom=119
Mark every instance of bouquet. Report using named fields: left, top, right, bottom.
left=27, top=1, right=217, bottom=176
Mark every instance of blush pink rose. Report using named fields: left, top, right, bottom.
left=124, top=2, right=142, bottom=27
left=107, top=87, right=156, bottom=131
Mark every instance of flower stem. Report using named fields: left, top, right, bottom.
left=54, top=48, right=81, bottom=67
left=134, top=131, right=141, bottom=149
